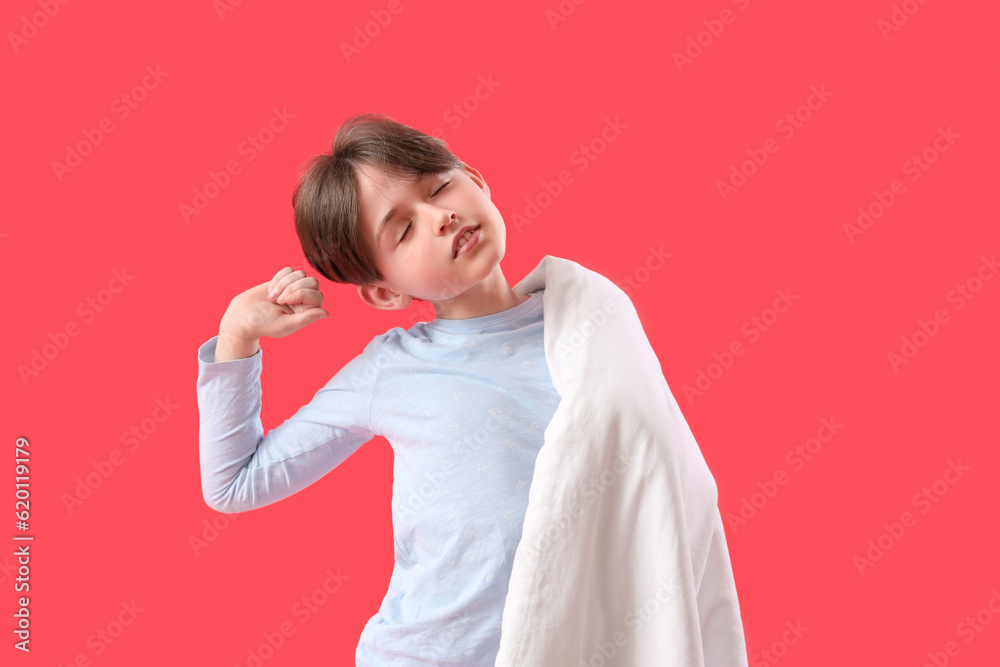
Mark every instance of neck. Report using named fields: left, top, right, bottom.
left=431, top=265, right=529, bottom=320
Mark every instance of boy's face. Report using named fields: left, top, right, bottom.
left=355, top=161, right=509, bottom=312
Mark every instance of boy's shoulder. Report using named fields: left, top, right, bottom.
left=358, top=324, right=427, bottom=356
left=377, top=323, right=425, bottom=342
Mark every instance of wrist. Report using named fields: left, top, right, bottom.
left=215, top=329, right=260, bottom=362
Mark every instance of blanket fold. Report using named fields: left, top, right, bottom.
left=497, top=255, right=748, bottom=667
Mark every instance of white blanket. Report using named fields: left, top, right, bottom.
left=497, top=255, right=748, bottom=667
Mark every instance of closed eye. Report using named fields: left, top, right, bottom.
left=398, top=180, right=450, bottom=244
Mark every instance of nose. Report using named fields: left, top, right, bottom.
left=426, top=205, right=456, bottom=233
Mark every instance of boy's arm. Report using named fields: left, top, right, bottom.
left=196, top=334, right=379, bottom=514
left=214, top=330, right=260, bottom=362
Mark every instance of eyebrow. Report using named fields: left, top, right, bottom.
left=374, top=172, right=446, bottom=245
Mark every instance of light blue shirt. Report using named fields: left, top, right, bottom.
left=196, top=289, right=559, bottom=665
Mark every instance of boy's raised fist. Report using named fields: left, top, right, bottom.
left=220, top=267, right=330, bottom=342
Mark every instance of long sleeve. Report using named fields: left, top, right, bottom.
left=196, top=334, right=380, bottom=514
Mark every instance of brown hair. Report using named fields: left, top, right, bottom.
left=291, top=113, right=465, bottom=296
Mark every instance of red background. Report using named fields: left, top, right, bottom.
left=4, top=0, right=998, bottom=665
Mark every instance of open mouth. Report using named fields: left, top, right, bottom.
left=453, top=226, right=480, bottom=258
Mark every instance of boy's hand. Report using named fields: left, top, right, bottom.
left=220, top=268, right=330, bottom=343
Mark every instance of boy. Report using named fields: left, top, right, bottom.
left=197, top=113, right=560, bottom=665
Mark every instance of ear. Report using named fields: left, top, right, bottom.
left=357, top=282, right=413, bottom=311
left=459, top=162, right=490, bottom=198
